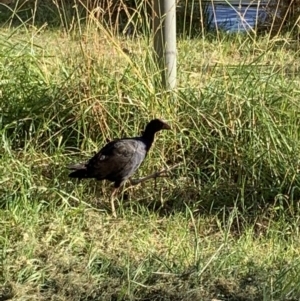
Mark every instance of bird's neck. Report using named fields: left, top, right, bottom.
left=142, top=130, right=156, bottom=150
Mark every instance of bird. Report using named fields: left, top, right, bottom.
left=68, top=119, right=171, bottom=217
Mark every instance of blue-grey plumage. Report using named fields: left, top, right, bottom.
left=68, top=119, right=171, bottom=216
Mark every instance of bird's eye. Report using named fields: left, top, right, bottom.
left=99, top=155, right=106, bottom=161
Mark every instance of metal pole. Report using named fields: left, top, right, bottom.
left=153, top=0, right=176, bottom=90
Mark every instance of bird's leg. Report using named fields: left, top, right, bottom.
left=110, top=188, right=118, bottom=218
left=130, top=163, right=181, bottom=186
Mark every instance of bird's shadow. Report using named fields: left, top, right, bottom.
left=38, top=162, right=283, bottom=228
left=86, top=179, right=198, bottom=218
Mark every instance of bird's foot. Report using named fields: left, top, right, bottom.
left=130, top=163, right=181, bottom=186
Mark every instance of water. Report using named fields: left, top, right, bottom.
left=207, top=2, right=268, bottom=32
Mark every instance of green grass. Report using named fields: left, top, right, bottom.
left=1, top=16, right=300, bottom=301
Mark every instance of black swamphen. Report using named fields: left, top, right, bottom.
left=68, top=119, right=171, bottom=217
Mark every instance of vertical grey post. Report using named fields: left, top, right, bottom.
left=153, top=0, right=176, bottom=90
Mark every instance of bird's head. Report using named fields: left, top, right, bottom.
left=145, top=119, right=171, bottom=134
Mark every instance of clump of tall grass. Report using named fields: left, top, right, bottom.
left=1, top=17, right=300, bottom=213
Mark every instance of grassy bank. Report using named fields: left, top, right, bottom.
left=1, top=21, right=300, bottom=300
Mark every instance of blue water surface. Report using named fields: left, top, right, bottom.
left=207, top=3, right=267, bottom=32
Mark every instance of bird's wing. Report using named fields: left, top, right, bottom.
left=86, top=138, right=147, bottom=180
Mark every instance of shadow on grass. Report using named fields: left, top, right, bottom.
left=35, top=259, right=265, bottom=301
left=26, top=157, right=299, bottom=221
